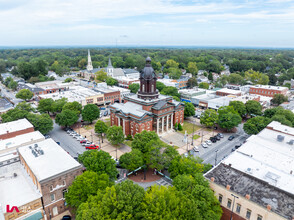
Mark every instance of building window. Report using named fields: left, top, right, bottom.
left=62, top=189, right=68, bottom=198
left=227, top=199, right=232, bottom=209
left=236, top=204, right=241, bottom=213
left=257, top=215, right=262, bottom=220
left=51, top=194, right=55, bottom=201
left=142, top=84, right=145, bottom=92
left=218, top=194, right=223, bottom=203
left=50, top=185, right=53, bottom=191
left=246, top=209, right=251, bottom=219
left=63, top=180, right=66, bottom=185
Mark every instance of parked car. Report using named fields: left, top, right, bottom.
left=74, top=135, right=83, bottom=139
left=202, top=143, right=208, bottom=148
left=217, top=133, right=224, bottom=138
left=61, top=215, right=71, bottom=220
left=85, top=144, right=99, bottom=150
left=228, top=135, right=235, bottom=141
left=100, top=107, right=106, bottom=110
left=80, top=139, right=88, bottom=144
left=82, top=141, right=92, bottom=146
left=215, top=135, right=221, bottom=140
left=231, top=148, right=236, bottom=152
left=205, top=140, right=212, bottom=145
left=104, top=111, right=108, bottom=116
left=193, top=146, right=199, bottom=152
left=210, top=137, right=217, bottom=143
left=235, top=143, right=242, bottom=149
left=56, top=142, right=60, bottom=145
left=44, top=134, right=50, bottom=139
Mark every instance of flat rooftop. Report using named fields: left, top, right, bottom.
left=179, top=88, right=206, bottom=95
left=205, top=163, right=294, bottom=219
left=0, top=98, right=13, bottom=112
left=0, top=162, right=41, bottom=214
left=217, top=88, right=242, bottom=94
left=0, top=131, right=44, bottom=153
left=111, top=102, right=149, bottom=117
left=0, top=119, right=33, bottom=137
left=250, top=85, right=288, bottom=91
left=217, top=121, right=294, bottom=195
left=18, top=139, right=81, bottom=182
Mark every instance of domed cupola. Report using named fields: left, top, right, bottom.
left=137, top=57, right=159, bottom=100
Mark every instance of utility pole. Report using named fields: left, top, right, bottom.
left=230, top=194, right=239, bottom=220
left=215, top=149, right=219, bottom=166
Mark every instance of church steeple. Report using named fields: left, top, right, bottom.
left=107, top=56, right=114, bottom=77
left=108, top=57, right=113, bottom=67
left=137, top=57, right=159, bottom=100
left=87, top=49, right=93, bottom=71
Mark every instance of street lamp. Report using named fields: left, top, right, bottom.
left=215, top=149, right=219, bottom=166
left=230, top=194, right=239, bottom=220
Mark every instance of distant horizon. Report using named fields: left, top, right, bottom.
left=1, top=45, right=294, bottom=50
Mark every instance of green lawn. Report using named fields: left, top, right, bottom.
left=124, top=140, right=132, bottom=147
left=83, top=125, right=94, bottom=130
left=192, top=135, right=200, bottom=140
left=104, top=118, right=111, bottom=127
left=179, top=121, right=201, bottom=134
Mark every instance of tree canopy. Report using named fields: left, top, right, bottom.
left=245, top=100, right=262, bottom=116
left=16, top=89, right=34, bottom=101
left=229, top=101, right=247, bottom=117
left=106, top=126, right=125, bottom=146
left=184, top=102, right=195, bottom=117
left=271, top=94, right=288, bottom=105
left=243, top=116, right=271, bottom=135
left=200, top=109, right=218, bottom=127
left=55, top=109, right=79, bottom=127
left=129, top=83, right=140, bottom=94
left=217, top=106, right=242, bottom=131
left=82, top=104, right=100, bottom=123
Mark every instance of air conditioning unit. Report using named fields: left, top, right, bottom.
left=277, top=135, right=285, bottom=142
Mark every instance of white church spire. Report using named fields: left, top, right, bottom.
left=87, top=49, right=93, bottom=71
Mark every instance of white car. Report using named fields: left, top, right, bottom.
left=202, top=143, right=208, bottom=148
left=205, top=140, right=212, bottom=145
left=193, top=146, right=199, bottom=152
left=82, top=141, right=92, bottom=146
left=74, top=135, right=83, bottom=139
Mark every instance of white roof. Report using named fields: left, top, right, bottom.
left=250, top=85, right=288, bottom=91
left=112, top=102, right=149, bottom=117
left=0, top=119, right=33, bottom=136
left=222, top=121, right=294, bottom=194
left=18, top=139, right=81, bottom=182
left=0, top=131, right=44, bottom=153
left=179, top=88, right=206, bottom=95
left=217, top=88, right=242, bottom=95
left=0, top=162, right=41, bottom=214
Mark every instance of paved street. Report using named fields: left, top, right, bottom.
left=0, top=83, right=23, bottom=105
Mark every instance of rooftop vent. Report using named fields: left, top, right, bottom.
left=277, top=135, right=285, bottom=142
left=13, top=173, right=17, bottom=177
left=287, top=140, right=294, bottom=145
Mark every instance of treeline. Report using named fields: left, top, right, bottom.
left=0, top=48, right=294, bottom=82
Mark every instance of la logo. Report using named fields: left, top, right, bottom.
left=6, top=205, right=19, bottom=213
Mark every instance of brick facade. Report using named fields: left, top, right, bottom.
left=104, top=91, right=121, bottom=104
left=249, top=86, right=288, bottom=97
left=0, top=127, right=34, bottom=140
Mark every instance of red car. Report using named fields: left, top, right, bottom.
left=85, top=144, right=99, bottom=150
left=80, top=139, right=87, bottom=144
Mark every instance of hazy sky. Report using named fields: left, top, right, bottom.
left=0, top=0, right=294, bottom=47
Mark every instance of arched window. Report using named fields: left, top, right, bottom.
left=151, top=84, right=154, bottom=92
left=142, top=84, right=145, bottom=92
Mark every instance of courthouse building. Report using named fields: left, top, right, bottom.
left=110, top=57, right=184, bottom=136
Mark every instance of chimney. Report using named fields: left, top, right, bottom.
left=267, top=205, right=271, bottom=211
left=226, top=185, right=231, bottom=190
left=245, top=194, right=250, bottom=200
left=291, top=170, right=293, bottom=175
left=210, top=177, right=215, bottom=182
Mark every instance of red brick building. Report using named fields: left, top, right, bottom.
left=110, top=57, right=184, bottom=136
left=249, top=85, right=288, bottom=97
left=0, top=118, right=34, bottom=140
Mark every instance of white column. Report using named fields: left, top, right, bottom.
left=157, top=118, right=159, bottom=134
left=117, top=117, right=120, bottom=126
left=123, top=119, right=125, bottom=135
left=171, top=114, right=173, bottom=130
left=161, top=117, right=164, bottom=133
left=167, top=115, right=170, bottom=131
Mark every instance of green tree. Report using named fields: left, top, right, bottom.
left=16, top=89, right=34, bottom=101
left=168, top=67, right=182, bottom=79
left=76, top=180, right=145, bottom=220
left=245, top=100, right=262, bottom=116
left=198, top=82, right=209, bottom=89
left=208, top=72, right=213, bottom=81
left=146, top=139, right=166, bottom=170
left=119, top=149, right=144, bottom=171
left=95, top=70, right=108, bottom=82
left=63, top=101, right=82, bottom=115
left=156, top=81, right=166, bottom=92
left=169, top=155, right=204, bottom=179
left=271, top=94, right=288, bottom=105
left=64, top=77, right=73, bottom=83
left=51, top=98, right=67, bottom=113
left=217, top=106, right=242, bottom=131
left=173, top=96, right=180, bottom=101
left=229, top=101, right=247, bottom=117
left=245, top=70, right=269, bottom=85
left=65, top=171, right=112, bottom=209
left=16, top=102, right=34, bottom=112
left=165, top=59, right=179, bottom=69
left=187, top=77, right=198, bottom=88
left=38, top=98, right=54, bottom=114
left=8, top=80, right=18, bottom=91
left=227, top=73, right=245, bottom=85
left=243, top=116, right=271, bottom=135
left=178, top=123, right=183, bottom=131
left=271, top=114, right=292, bottom=127
left=161, top=86, right=180, bottom=98
left=284, top=82, right=291, bottom=89
left=1, top=108, right=29, bottom=123
left=78, top=150, right=118, bottom=180
left=105, top=77, right=118, bottom=86
left=200, top=109, right=218, bottom=127
left=27, top=113, right=53, bottom=134
left=132, top=130, right=159, bottom=154
left=55, top=109, right=79, bottom=127
left=129, top=83, right=140, bottom=94
left=82, top=104, right=100, bottom=123
left=187, top=62, right=198, bottom=76
left=78, top=58, right=87, bottom=69
left=106, top=125, right=125, bottom=146
left=264, top=107, right=282, bottom=118
left=94, top=120, right=108, bottom=143
left=184, top=102, right=195, bottom=117
left=162, top=145, right=180, bottom=169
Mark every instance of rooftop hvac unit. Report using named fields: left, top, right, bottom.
left=39, top=149, right=44, bottom=155
left=287, top=140, right=294, bottom=145
left=13, top=173, right=17, bottom=177
left=29, top=146, right=32, bottom=149
left=34, top=144, right=38, bottom=148
left=277, top=135, right=285, bottom=142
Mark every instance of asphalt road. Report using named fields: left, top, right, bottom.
left=48, top=121, right=86, bottom=158
left=0, top=84, right=23, bottom=104
left=190, top=124, right=250, bottom=165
